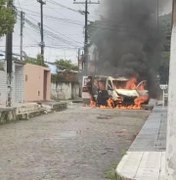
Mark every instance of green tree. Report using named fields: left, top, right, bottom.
left=55, top=59, right=78, bottom=71
left=0, top=0, right=16, bottom=37
left=25, top=54, right=47, bottom=67
left=51, top=59, right=78, bottom=83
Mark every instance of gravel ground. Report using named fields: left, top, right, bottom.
left=0, top=103, right=150, bottom=180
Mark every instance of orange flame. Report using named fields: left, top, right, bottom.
left=90, top=99, right=96, bottom=107
left=107, top=98, right=115, bottom=108
left=125, top=77, right=137, bottom=90
left=134, top=95, right=149, bottom=109
left=89, top=76, right=148, bottom=110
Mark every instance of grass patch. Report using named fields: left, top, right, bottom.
left=104, top=164, right=117, bottom=180
left=105, top=166, right=125, bottom=180
left=105, top=149, right=128, bottom=180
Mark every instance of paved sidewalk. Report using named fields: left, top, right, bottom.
left=116, top=106, right=167, bottom=180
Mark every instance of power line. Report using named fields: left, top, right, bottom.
left=15, top=7, right=83, bottom=26
left=26, top=14, right=83, bottom=44
left=16, top=10, right=84, bottom=47
left=24, top=16, right=81, bottom=48
left=18, top=11, right=81, bottom=55
left=16, top=10, right=128, bottom=32
left=23, top=7, right=141, bottom=31
left=18, top=11, right=139, bottom=32
left=24, top=14, right=82, bottom=45
left=1, top=45, right=79, bottom=49
left=14, top=2, right=88, bottom=57
left=24, top=27, right=40, bottom=43
left=73, top=0, right=100, bottom=74
left=47, top=0, right=82, bottom=14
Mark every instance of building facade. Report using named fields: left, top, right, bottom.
left=24, top=63, right=51, bottom=102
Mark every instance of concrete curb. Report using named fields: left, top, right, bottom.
left=0, top=107, right=16, bottom=124
left=0, top=102, right=68, bottom=124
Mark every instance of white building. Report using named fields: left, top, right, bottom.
left=0, top=60, right=24, bottom=106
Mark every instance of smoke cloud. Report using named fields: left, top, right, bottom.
left=90, top=0, right=163, bottom=97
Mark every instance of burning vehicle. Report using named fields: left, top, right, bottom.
left=82, top=75, right=149, bottom=109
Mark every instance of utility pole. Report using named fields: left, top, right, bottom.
left=6, top=0, right=14, bottom=107
left=20, top=11, right=25, bottom=61
left=74, top=0, right=99, bottom=74
left=37, top=0, right=46, bottom=65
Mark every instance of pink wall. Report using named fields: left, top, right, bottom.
left=24, top=63, right=51, bottom=102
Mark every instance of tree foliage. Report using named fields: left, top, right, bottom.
left=51, top=59, right=78, bottom=83
left=0, top=0, right=16, bottom=37
left=55, top=59, right=78, bottom=71
left=25, top=54, right=47, bottom=67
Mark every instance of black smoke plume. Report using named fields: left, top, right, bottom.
left=90, top=0, right=163, bottom=97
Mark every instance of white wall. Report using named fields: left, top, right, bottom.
left=72, top=83, right=80, bottom=99
left=166, top=23, right=176, bottom=178
left=0, top=62, right=24, bottom=106
left=14, top=65, right=24, bottom=103
left=51, top=82, right=79, bottom=100
left=0, top=70, right=7, bottom=105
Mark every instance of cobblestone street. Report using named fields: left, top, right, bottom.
left=0, top=103, right=150, bottom=180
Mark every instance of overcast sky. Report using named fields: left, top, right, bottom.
left=0, top=0, right=172, bottom=63
left=0, top=0, right=99, bottom=63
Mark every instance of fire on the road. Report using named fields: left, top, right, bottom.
left=87, top=76, right=149, bottom=110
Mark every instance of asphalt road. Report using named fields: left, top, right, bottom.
left=0, top=103, right=150, bottom=180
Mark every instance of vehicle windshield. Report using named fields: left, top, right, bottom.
left=112, top=80, right=128, bottom=89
